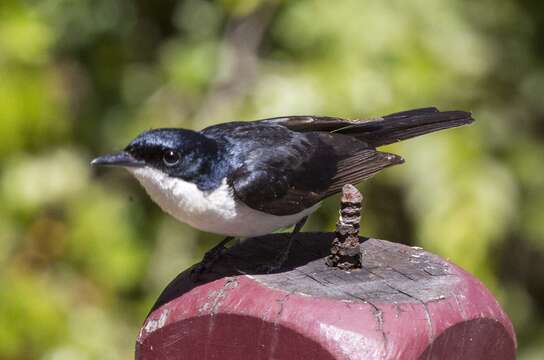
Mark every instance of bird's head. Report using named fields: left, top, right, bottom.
left=91, top=128, right=219, bottom=184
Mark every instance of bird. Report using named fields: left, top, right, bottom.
left=91, top=107, right=473, bottom=277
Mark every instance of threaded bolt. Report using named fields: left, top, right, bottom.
left=326, top=184, right=363, bottom=270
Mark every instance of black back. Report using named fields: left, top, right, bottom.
left=202, top=122, right=402, bottom=215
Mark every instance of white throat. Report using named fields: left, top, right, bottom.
left=127, top=167, right=318, bottom=237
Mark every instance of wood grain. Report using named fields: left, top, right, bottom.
left=137, top=233, right=516, bottom=360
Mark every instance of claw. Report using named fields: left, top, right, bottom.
left=190, top=236, right=234, bottom=282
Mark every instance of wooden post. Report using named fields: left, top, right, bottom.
left=135, top=233, right=516, bottom=359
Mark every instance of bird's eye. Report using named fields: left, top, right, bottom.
left=163, top=150, right=180, bottom=167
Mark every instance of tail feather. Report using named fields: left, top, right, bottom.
left=341, top=108, right=474, bottom=147
left=259, top=107, right=474, bottom=147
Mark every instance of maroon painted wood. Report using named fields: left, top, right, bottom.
left=136, top=233, right=516, bottom=360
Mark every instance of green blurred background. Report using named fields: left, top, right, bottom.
left=1, top=0, right=543, bottom=358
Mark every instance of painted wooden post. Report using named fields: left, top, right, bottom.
left=135, top=233, right=516, bottom=360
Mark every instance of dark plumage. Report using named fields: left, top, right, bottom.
left=202, top=107, right=473, bottom=215
left=91, top=106, right=473, bottom=275
left=110, top=107, right=473, bottom=217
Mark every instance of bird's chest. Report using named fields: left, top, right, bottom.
left=128, top=167, right=313, bottom=237
left=130, top=167, right=236, bottom=223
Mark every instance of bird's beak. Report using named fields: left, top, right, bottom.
left=90, top=151, right=145, bottom=168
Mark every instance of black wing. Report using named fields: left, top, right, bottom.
left=259, top=107, right=473, bottom=147
left=203, top=123, right=402, bottom=216
left=202, top=107, right=471, bottom=216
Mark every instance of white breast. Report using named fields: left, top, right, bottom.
left=127, top=167, right=319, bottom=237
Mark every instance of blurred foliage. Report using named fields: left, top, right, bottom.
left=0, top=0, right=543, bottom=358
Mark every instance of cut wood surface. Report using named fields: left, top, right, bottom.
left=136, top=233, right=516, bottom=360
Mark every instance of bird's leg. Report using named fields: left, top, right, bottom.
left=292, top=216, right=309, bottom=236
left=261, top=216, right=308, bottom=273
left=191, top=236, right=235, bottom=281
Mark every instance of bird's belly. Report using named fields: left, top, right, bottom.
left=130, top=168, right=317, bottom=237
left=182, top=201, right=317, bottom=238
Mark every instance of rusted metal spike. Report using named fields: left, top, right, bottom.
left=326, top=184, right=363, bottom=270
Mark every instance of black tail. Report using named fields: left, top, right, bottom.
left=259, top=107, right=474, bottom=147
left=341, top=107, right=474, bottom=147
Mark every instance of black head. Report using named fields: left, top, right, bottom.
left=91, top=128, right=220, bottom=184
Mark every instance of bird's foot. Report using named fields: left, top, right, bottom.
left=256, top=218, right=307, bottom=274
left=256, top=254, right=287, bottom=274
left=190, top=236, right=234, bottom=282
left=190, top=247, right=225, bottom=282
left=255, top=236, right=294, bottom=274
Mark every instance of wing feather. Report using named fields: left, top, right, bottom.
left=213, top=107, right=471, bottom=216
left=229, top=131, right=403, bottom=215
